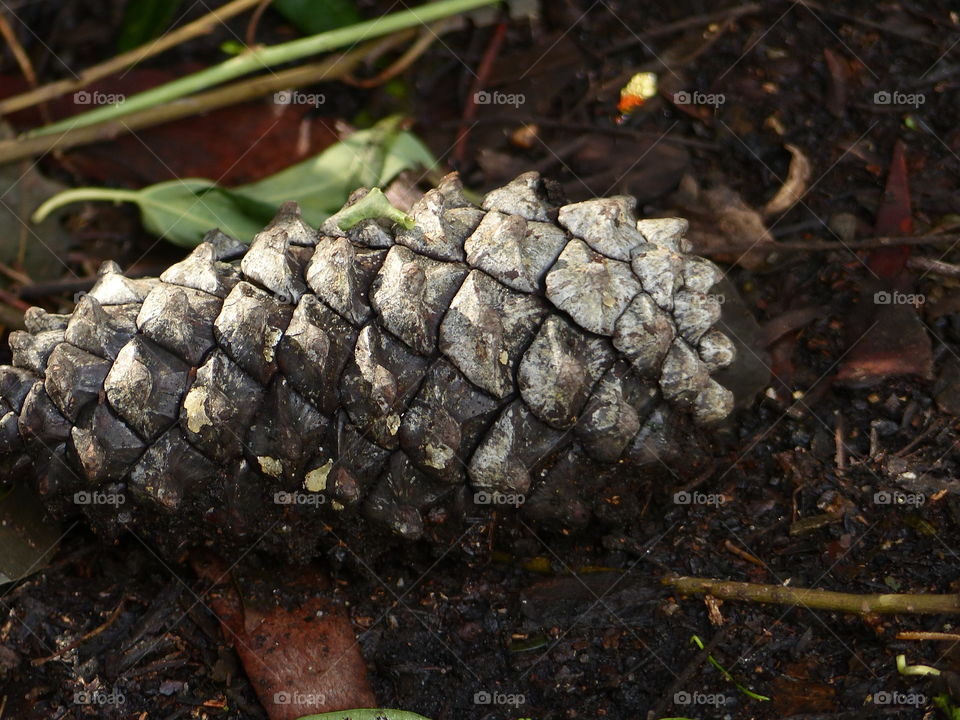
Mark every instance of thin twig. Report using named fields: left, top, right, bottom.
left=894, top=417, right=947, bottom=458
left=0, top=262, right=34, bottom=286
left=795, top=0, right=941, bottom=46
left=30, top=597, right=127, bottom=666
left=897, top=631, right=960, bottom=642
left=606, top=3, right=764, bottom=54
left=0, top=0, right=262, bottom=115
left=0, top=288, right=31, bottom=312
left=835, top=412, right=847, bottom=471
left=342, top=20, right=449, bottom=88
left=907, top=255, right=960, bottom=279
left=723, top=540, right=765, bottom=568
left=0, top=31, right=417, bottom=165
left=27, top=0, right=497, bottom=138
left=665, top=575, right=960, bottom=615
left=0, top=10, right=38, bottom=89
left=443, top=115, right=722, bottom=149
left=706, top=234, right=960, bottom=254
left=244, top=0, right=272, bottom=47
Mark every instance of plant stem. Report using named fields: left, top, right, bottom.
left=0, top=32, right=414, bottom=166
left=30, top=188, right=140, bottom=223
left=897, top=654, right=941, bottom=677
left=33, top=188, right=141, bottom=222
left=665, top=575, right=960, bottom=615
left=28, top=0, right=499, bottom=138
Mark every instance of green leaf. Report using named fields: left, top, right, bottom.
left=138, top=182, right=267, bottom=244
left=295, top=710, right=434, bottom=720
left=117, top=0, right=183, bottom=53
left=33, top=119, right=437, bottom=246
left=377, top=130, right=435, bottom=186
left=231, top=117, right=436, bottom=227
left=273, top=0, right=362, bottom=36
left=33, top=180, right=265, bottom=247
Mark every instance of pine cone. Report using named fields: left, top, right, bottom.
left=0, top=172, right=735, bottom=560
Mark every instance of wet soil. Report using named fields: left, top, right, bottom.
left=2, top=1, right=960, bottom=719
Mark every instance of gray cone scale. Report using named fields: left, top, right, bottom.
left=0, top=172, right=735, bottom=557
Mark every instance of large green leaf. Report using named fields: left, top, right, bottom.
left=137, top=181, right=268, bottom=243
left=232, top=119, right=436, bottom=226
left=33, top=119, right=437, bottom=246
left=34, top=179, right=265, bottom=247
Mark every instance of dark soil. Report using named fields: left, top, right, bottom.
left=2, top=1, right=960, bottom=719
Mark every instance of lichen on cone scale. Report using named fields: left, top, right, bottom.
left=0, top=171, right=736, bottom=561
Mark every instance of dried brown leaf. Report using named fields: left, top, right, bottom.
left=763, top=143, right=812, bottom=217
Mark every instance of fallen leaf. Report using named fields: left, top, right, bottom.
left=758, top=307, right=825, bottom=347
left=822, top=49, right=849, bottom=118
left=869, top=139, right=913, bottom=279
left=835, top=303, right=933, bottom=386
left=679, top=178, right=774, bottom=270
left=562, top=134, right=689, bottom=203
left=763, top=143, right=812, bottom=217
left=771, top=658, right=837, bottom=715
left=192, top=553, right=376, bottom=720
left=837, top=141, right=931, bottom=386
